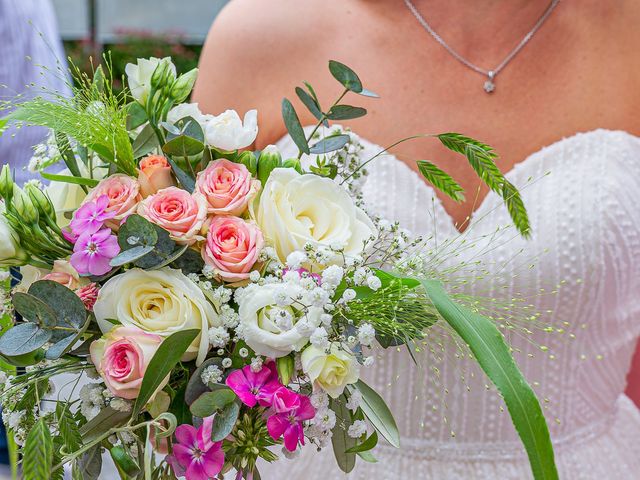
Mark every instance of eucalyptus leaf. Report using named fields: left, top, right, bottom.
left=127, top=102, right=148, bottom=130
left=167, top=156, right=196, bottom=193
left=326, top=105, right=367, bottom=120
left=295, top=86, right=323, bottom=122
left=11, top=292, right=57, bottom=329
left=171, top=247, right=205, bottom=274
left=148, top=245, right=189, bottom=270
left=185, top=357, right=224, bottom=405
left=109, top=245, right=155, bottom=267
left=133, top=329, right=200, bottom=417
left=328, top=60, right=363, bottom=93
left=190, top=389, right=237, bottom=418
left=29, top=280, right=88, bottom=331
left=353, top=380, right=400, bottom=448
left=309, top=134, right=350, bottom=154
left=0, top=348, right=44, bottom=367
left=0, top=322, right=52, bottom=356
left=211, top=401, right=240, bottom=442
left=357, top=88, right=380, bottom=98
left=45, top=334, right=78, bottom=360
left=419, top=279, right=558, bottom=480
left=118, top=214, right=158, bottom=250
left=134, top=224, right=177, bottom=269
left=133, top=123, right=159, bottom=158
left=171, top=116, right=205, bottom=143
left=162, top=135, right=205, bottom=157
left=281, top=98, right=309, bottom=155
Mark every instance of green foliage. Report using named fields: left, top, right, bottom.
left=190, top=389, right=236, bottom=418
left=23, top=419, right=53, bottom=480
left=276, top=355, right=295, bottom=385
left=419, top=279, right=558, bottom=480
left=326, top=105, right=367, bottom=120
left=110, top=446, right=141, bottom=477
left=133, top=329, right=200, bottom=417
left=211, top=401, right=240, bottom=442
left=345, top=431, right=378, bottom=453
left=309, top=134, right=350, bottom=155
left=56, top=403, right=82, bottom=452
left=281, top=98, right=309, bottom=155
left=417, top=160, right=465, bottom=202
left=352, top=381, right=400, bottom=449
left=328, top=61, right=363, bottom=93
left=80, top=407, right=130, bottom=443
left=437, top=133, right=531, bottom=237
left=39, top=172, right=99, bottom=188
left=330, top=396, right=356, bottom=473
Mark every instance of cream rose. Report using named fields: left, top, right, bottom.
left=238, top=283, right=322, bottom=358
left=250, top=168, right=376, bottom=265
left=301, top=343, right=360, bottom=398
left=93, top=268, right=219, bottom=365
left=0, top=204, right=27, bottom=266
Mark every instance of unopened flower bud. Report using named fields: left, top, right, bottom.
left=12, top=186, right=39, bottom=224
left=0, top=165, right=14, bottom=202
left=24, top=183, right=54, bottom=218
left=282, top=157, right=303, bottom=174
left=236, top=150, right=257, bottom=175
left=170, top=68, right=198, bottom=103
left=150, top=59, right=173, bottom=91
left=257, top=145, right=282, bottom=185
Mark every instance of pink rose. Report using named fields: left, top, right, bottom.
left=84, top=174, right=142, bottom=230
left=138, top=155, right=175, bottom=197
left=43, top=260, right=82, bottom=290
left=195, top=159, right=259, bottom=216
left=202, top=216, right=263, bottom=282
left=138, top=186, right=207, bottom=245
left=89, top=326, right=165, bottom=399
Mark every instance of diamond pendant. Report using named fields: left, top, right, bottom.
left=483, top=71, right=496, bottom=93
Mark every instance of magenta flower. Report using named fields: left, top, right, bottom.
left=167, top=416, right=225, bottom=480
left=70, top=195, right=116, bottom=236
left=225, top=362, right=280, bottom=408
left=266, top=388, right=315, bottom=451
left=70, top=228, right=120, bottom=276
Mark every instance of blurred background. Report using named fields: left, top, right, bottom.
left=52, top=0, right=229, bottom=86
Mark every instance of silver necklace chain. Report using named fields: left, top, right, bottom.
left=403, top=0, right=561, bottom=93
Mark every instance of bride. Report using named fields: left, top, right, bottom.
left=193, top=0, right=640, bottom=478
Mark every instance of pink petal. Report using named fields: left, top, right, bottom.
left=296, top=395, right=316, bottom=421
left=225, top=370, right=257, bottom=407
left=198, top=416, right=215, bottom=451
left=100, top=234, right=121, bottom=258
left=175, top=424, right=198, bottom=446
left=172, top=444, right=194, bottom=468
left=185, top=460, right=210, bottom=480
left=266, top=415, right=288, bottom=442
left=202, top=447, right=225, bottom=476
left=283, top=424, right=301, bottom=452
left=70, top=251, right=90, bottom=275
left=87, top=254, right=112, bottom=276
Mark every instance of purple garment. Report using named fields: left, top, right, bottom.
left=0, top=0, right=71, bottom=185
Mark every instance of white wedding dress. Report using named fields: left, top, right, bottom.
left=264, top=128, right=640, bottom=479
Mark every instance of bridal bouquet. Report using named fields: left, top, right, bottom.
left=0, top=58, right=557, bottom=480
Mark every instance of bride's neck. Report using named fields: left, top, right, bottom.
left=407, top=0, right=558, bottom=57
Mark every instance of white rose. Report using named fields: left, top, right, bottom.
left=301, top=343, right=360, bottom=398
left=125, top=57, right=176, bottom=104
left=0, top=205, right=27, bottom=266
left=166, top=102, right=212, bottom=128
left=205, top=109, right=258, bottom=151
left=250, top=168, right=376, bottom=265
left=94, top=268, right=219, bottom=365
left=238, top=283, right=322, bottom=358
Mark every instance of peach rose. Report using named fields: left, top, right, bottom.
left=138, top=155, right=175, bottom=197
left=195, top=159, right=259, bottom=216
left=89, top=326, right=166, bottom=400
left=84, top=174, right=142, bottom=230
left=202, top=216, right=263, bottom=282
left=43, top=260, right=83, bottom=290
left=138, top=186, right=207, bottom=245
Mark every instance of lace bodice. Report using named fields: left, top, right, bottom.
left=264, top=129, right=640, bottom=479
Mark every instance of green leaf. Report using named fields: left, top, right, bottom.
left=352, top=380, right=400, bottom=448
left=356, top=451, right=378, bottom=463
left=276, top=355, right=295, bottom=385
left=76, top=446, right=102, bottom=480
left=172, top=116, right=205, bottom=143
left=57, top=403, right=82, bottom=451
left=211, top=401, right=240, bottom=442
left=11, top=292, right=57, bottom=329
left=416, top=160, right=465, bottom=202
left=0, top=348, right=44, bottom=367
left=0, top=322, right=52, bottom=356
left=419, top=279, right=558, bottom=480
left=133, top=123, right=159, bottom=158
left=502, top=181, right=532, bottom=239
left=40, top=172, right=99, bottom=187
left=162, top=135, right=205, bottom=157
left=118, top=214, right=158, bottom=250
left=110, top=446, right=140, bottom=477
left=330, top=397, right=356, bottom=473
left=133, top=329, right=200, bottom=417
left=55, top=132, right=83, bottom=184
left=80, top=407, right=130, bottom=443
left=167, top=157, right=196, bottom=193
left=295, top=86, right=323, bottom=122
left=185, top=357, right=223, bottom=405
left=29, top=280, right=88, bottom=333
left=328, top=60, right=363, bottom=93
left=110, top=245, right=155, bottom=267
left=127, top=102, right=148, bottom=130
left=134, top=224, right=176, bottom=269
left=357, top=89, right=379, bottom=98
left=23, top=419, right=53, bottom=480
left=171, top=247, right=205, bottom=275
left=281, top=98, right=309, bottom=155
left=190, top=389, right=237, bottom=418
left=309, top=134, right=350, bottom=155
left=326, top=105, right=367, bottom=120
left=345, top=431, right=378, bottom=453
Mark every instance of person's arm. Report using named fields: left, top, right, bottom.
left=626, top=341, right=640, bottom=406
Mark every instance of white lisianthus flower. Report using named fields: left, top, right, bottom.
left=205, top=109, right=258, bottom=151
left=166, top=102, right=211, bottom=128
left=0, top=206, right=27, bottom=267
left=250, top=168, right=376, bottom=266
left=94, top=268, right=220, bottom=365
left=238, top=283, right=322, bottom=358
left=125, top=57, right=176, bottom=104
left=301, top=343, right=360, bottom=398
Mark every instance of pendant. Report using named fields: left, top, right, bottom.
left=483, top=71, right=496, bottom=94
